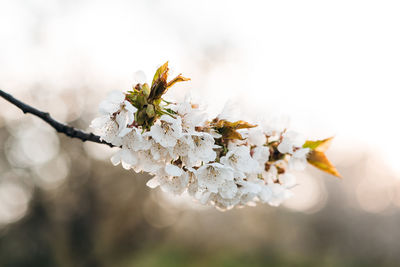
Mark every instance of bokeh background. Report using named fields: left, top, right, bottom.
left=1, top=1, right=400, bottom=266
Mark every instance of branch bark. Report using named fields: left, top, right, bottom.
left=0, top=89, right=114, bottom=147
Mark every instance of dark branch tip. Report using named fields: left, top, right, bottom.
left=0, top=89, right=115, bottom=148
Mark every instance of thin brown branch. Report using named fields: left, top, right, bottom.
left=0, top=89, right=114, bottom=147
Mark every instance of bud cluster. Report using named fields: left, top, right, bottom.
left=91, top=63, right=337, bottom=210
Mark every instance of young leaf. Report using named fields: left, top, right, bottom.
left=303, top=137, right=333, bottom=152
left=211, top=119, right=257, bottom=140
left=214, top=120, right=257, bottom=130
left=152, top=61, right=169, bottom=87
left=164, top=108, right=177, bottom=115
left=307, top=150, right=342, bottom=178
left=142, top=83, right=151, bottom=97
left=304, top=137, right=341, bottom=178
left=146, top=104, right=155, bottom=118
left=219, top=128, right=245, bottom=140
left=232, top=120, right=257, bottom=130
left=167, top=74, right=191, bottom=89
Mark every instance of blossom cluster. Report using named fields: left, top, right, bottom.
left=91, top=63, right=338, bottom=210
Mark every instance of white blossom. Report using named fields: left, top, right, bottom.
left=277, top=131, right=305, bottom=154
left=218, top=180, right=238, bottom=199
left=247, top=127, right=266, bottom=146
left=173, top=96, right=207, bottom=133
left=98, top=91, right=137, bottom=138
left=90, top=117, right=123, bottom=146
left=220, top=145, right=259, bottom=174
left=150, top=141, right=171, bottom=161
left=147, top=115, right=182, bottom=147
left=252, top=146, right=270, bottom=171
left=132, top=70, right=147, bottom=84
left=146, top=164, right=188, bottom=195
left=91, top=80, right=328, bottom=210
left=110, top=147, right=138, bottom=170
left=258, top=185, right=273, bottom=202
left=123, top=128, right=152, bottom=151
left=169, top=134, right=192, bottom=159
left=262, top=164, right=279, bottom=184
left=90, top=115, right=109, bottom=129
left=186, top=132, right=217, bottom=166
left=133, top=150, right=163, bottom=174
left=279, top=173, right=297, bottom=188
left=159, top=173, right=189, bottom=195
left=237, top=179, right=262, bottom=195
left=212, top=193, right=240, bottom=210
left=288, top=148, right=309, bottom=170
left=196, top=163, right=234, bottom=193
left=98, top=91, right=125, bottom=115
left=91, top=91, right=137, bottom=143
left=267, top=183, right=293, bottom=206
left=116, top=101, right=137, bottom=137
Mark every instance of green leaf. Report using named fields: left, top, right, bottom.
left=303, top=137, right=333, bottom=151
left=162, top=99, right=174, bottom=105
left=152, top=62, right=169, bottom=88
left=142, top=83, right=150, bottom=97
left=164, top=108, right=177, bottom=115
left=146, top=104, right=155, bottom=118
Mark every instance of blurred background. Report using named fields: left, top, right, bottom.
left=1, top=0, right=400, bottom=266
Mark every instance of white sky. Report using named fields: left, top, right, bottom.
left=1, top=0, right=400, bottom=172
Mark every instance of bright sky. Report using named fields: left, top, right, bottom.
left=1, top=0, right=400, bottom=172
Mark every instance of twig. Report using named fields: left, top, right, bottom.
left=0, top=89, right=114, bottom=147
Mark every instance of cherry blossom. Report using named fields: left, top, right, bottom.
left=90, top=63, right=339, bottom=211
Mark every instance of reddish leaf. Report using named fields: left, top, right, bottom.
left=304, top=137, right=341, bottom=178
left=307, top=150, right=342, bottom=178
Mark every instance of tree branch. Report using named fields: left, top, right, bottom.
left=0, top=89, right=114, bottom=147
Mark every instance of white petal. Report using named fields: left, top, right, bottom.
left=198, top=191, right=212, bottom=204
left=210, top=131, right=222, bottom=139
left=124, top=100, right=137, bottom=114
left=108, top=90, right=125, bottom=103
left=121, top=149, right=137, bottom=169
left=118, top=127, right=132, bottom=137
left=165, top=164, right=183, bottom=177
left=160, top=114, right=175, bottom=124
left=277, top=141, right=291, bottom=154
left=99, top=100, right=118, bottom=115
left=90, top=116, right=109, bottom=129
left=110, top=151, right=122, bottom=166
left=146, top=177, right=160, bottom=189
left=279, top=173, right=296, bottom=188
left=219, top=181, right=238, bottom=199
left=127, top=111, right=135, bottom=126
left=259, top=186, right=272, bottom=202
left=248, top=127, right=266, bottom=146
left=115, top=112, right=128, bottom=133
left=253, top=146, right=270, bottom=162
left=132, top=70, right=147, bottom=84
left=293, top=148, right=309, bottom=158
